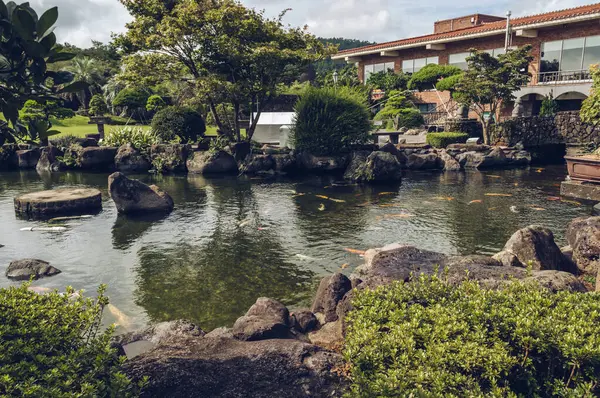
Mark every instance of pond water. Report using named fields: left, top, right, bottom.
left=0, top=166, right=592, bottom=332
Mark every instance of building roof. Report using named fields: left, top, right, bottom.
left=333, top=3, right=600, bottom=59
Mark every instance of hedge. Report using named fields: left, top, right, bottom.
left=426, top=131, right=469, bottom=148
left=344, top=275, right=600, bottom=397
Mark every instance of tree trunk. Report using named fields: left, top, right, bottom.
left=233, top=102, right=241, bottom=142
left=481, top=119, right=490, bottom=145
left=208, top=100, right=226, bottom=135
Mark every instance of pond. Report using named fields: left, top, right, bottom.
left=0, top=166, right=591, bottom=332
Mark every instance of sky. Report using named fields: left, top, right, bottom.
left=28, top=0, right=597, bottom=48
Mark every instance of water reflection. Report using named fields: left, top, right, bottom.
left=0, top=166, right=592, bottom=331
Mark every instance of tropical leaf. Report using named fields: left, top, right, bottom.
left=36, top=6, right=57, bottom=37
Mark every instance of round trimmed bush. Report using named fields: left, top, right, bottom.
left=146, top=95, right=167, bottom=113
left=292, top=86, right=371, bottom=156
left=426, top=131, right=469, bottom=148
left=151, top=106, right=206, bottom=144
left=89, top=94, right=108, bottom=116
left=113, top=88, right=150, bottom=119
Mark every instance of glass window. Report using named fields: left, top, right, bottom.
left=364, top=64, right=374, bottom=82
left=449, top=52, right=469, bottom=70
left=402, top=59, right=413, bottom=73
left=373, top=63, right=385, bottom=73
left=427, top=56, right=439, bottom=65
left=561, top=38, right=585, bottom=71
left=493, top=47, right=506, bottom=57
left=541, top=40, right=562, bottom=73
left=584, top=35, right=600, bottom=69
left=413, top=58, right=427, bottom=73
left=417, top=103, right=436, bottom=113
left=384, top=62, right=395, bottom=72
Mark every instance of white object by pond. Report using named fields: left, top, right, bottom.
left=251, top=112, right=294, bottom=145
left=21, top=227, right=68, bottom=232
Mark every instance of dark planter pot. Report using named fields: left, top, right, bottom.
left=565, top=155, right=600, bottom=182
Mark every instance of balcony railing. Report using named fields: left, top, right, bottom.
left=536, top=70, right=592, bottom=85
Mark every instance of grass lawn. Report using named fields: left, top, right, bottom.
left=50, top=115, right=219, bottom=138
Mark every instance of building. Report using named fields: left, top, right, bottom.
left=332, top=3, right=600, bottom=119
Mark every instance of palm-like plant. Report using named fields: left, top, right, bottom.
left=67, top=57, right=102, bottom=109
left=102, top=76, right=125, bottom=114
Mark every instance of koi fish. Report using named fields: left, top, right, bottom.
left=486, top=175, right=502, bottom=179
left=316, top=195, right=329, bottom=200
left=510, top=206, right=519, bottom=213
left=561, top=199, right=581, bottom=206
left=341, top=263, right=349, bottom=270
left=469, top=200, right=483, bottom=205
left=378, top=192, right=396, bottom=196
left=485, top=193, right=513, bottom=197
left=21, top=227, right=68, bottom=232
left=488, top=207, right=498, bottom=211
left=547, top=196, right=561, bottom=201
left=318, top=204, right=326, bottom=211
left=536, top=168, right=545, bottom=173
left=433, top=196, right=455, bottom=201
left=48, top=215, right=93, bottom=223
left=531, top=207, right=546, bottom=211
left=344, top=248, right=366, bottom=256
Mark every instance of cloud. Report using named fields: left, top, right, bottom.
left=23, top=0, right=600, bottom=48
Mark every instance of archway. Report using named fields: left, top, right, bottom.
left=555, top=91, right=588, bottom=112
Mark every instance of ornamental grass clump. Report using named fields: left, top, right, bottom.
left=344, top=275, right=600, bottom=397
left=103, top=126, right=159, bottom=150
left=0, top=284, right=144, bottom=396
left=291, top=87, right=371, bottom=156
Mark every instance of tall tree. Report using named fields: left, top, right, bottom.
left=454, top=46, right=533, bottom=144
left=67, top=56, right=102, bottom=108
left=116, top=0, right=333, bottom=141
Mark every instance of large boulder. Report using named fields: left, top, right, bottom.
left=36, top=146, right=65, bottom=172
left=344, top=151, right=402, bottom=183
left=379, top=142, right=407, bottom=165
left=438, top=149, right=461, bottom=171
left=75, top=146, right=118, bottom=170
left=108, top=172, right=174, bottom=214
left=16, top=148, right=40, bottom=169
left=6, top=259, right=61, bottom=281
left=457, top=147, right=508, bottom=169
left=524, top=271, right=586, bottom=293
left=311, top=273, right=352, bottom=323
left=187, top=150, right=238, bottom=175
left=124, top=336, right=345, bottom=398
left=273, top=154, right=297, bottom=174
left=406, top=153, right=441, bottom=170
left=495, top=226, right=577, bottom=273
left=0, top=144, right=18, bottom=170
left=343, top=151, right=370, bottom=180
left=118, top=320, right=204, bottom=346
left=290, top=310, right=319, bottom=334
left=150, top=144, right=191, bottom=173
left=566, top=216, right=600, bottom=274
left=232, top=298, right=290, bottom=341
left=240, top=154, right=275, bottom=175
left=115, top=144, right=151, bottom=173
left=296, top=152, right=349, bottom=173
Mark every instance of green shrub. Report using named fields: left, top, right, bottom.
left=408, top=64, right=463, bottom=91
left=345, top=275, right=600, bottom=397
left=146, top=95, right=167, bottom=113
left=292, top=86, right=371, bottom=155
left=540, top=92, right=560, bottom=117
left=385, top=119, right=394, bottom=131
left=151, top=106, right=206, bottom=144
left=89, top=94, right=109, bottom=117
left=113, top=88, right=151, bottom=118
left=50, top=134, right=79, bottom=149
left=426, top=131, right=469, bottom=148
left=22, top=100, right=75, bottom=123
left=0, top=284, right=144, bottom=396
left=397, top=108, right=424, bottom=129
left=103, top=126, right=159, bottom=150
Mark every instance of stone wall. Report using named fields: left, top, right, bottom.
left=491, top=112, right=600, bottom=147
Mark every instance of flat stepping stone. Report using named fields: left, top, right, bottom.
left=14, top=188, right=102, bottom=219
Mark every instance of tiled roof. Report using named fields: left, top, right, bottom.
left=336, top=3, right=600, bottom=57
